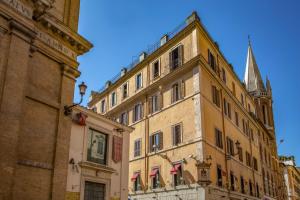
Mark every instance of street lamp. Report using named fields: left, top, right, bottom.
left=64, top=82, right=87, bottom=116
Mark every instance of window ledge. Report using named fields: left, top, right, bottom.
left=78, top=161, right=116, bottom=174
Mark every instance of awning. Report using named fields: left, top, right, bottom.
left=131, top=172, right=140, bottom=181
left=149, top=168, right=159, bottom=177
left=170, top=163, right=181, bottom=174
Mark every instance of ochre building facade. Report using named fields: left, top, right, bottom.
left=89, top=12, right=285, bottom=200
left=0, top=0, right=92, bottom=199
left=280, top=156, right=300, bottom=200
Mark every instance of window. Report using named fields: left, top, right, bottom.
left=149, top=132, right=163, bottom=152
left=223, top=99, right=231, bottom=119
left=226, top=137, right=234, bottom=156
left=262, top=105, right=268, bottom=125
left=100, top=99, right=106, bottom=113
left=217, top=165, right=222, bottom=187
left=150, top=168, right=160, bottom=189
left=221, top=68, right=226, bottom=83
left=120, top=112, right=128, bottom=125
left=241, top=93, right=244, bottom=106
left=240, top=176, right=245, bottom=194
left=246, top=151, right=252, bottom=167
left=134, top=139, right=141, bottom=157
left=111, top=92, right=117, bottom=107
left=133, top=103, right=143, bottom=122
left=230, top=171, right=235, bottom=191
left=238, top=147, right=243, bottom=162
left=171, top=163, right=183, bottom=186
left=172, top=124, right=182, bottom=146
left=249, top=179, right=253, bottom=196
left=153, top=60, right=160, bottom=79
left=136, top=73, right=142, bottom=90
left=171, top=83, right=180, bottom=103
left=212, top=85, right=220, bottom=107
left=132, top=172, right=141, bottom=191
left=256, top=183, right=260, bottom=198
left=242, top=119, right=246, bottom=133
left=232, top=82, right=236, bottom=96
left=215, top=128, right=223, bottom=149
left=170, top=45, right=183, bottom=70
left=84, top=181, right=105, bottom=200
left=122, top=82, right=128, bottom=99
left=253, top=157, right=258, bottom=171
left=235, top=112, right=239, bottom=127
left=149, top=95, right=159, bottom=113
left=87, top=129, right=107, bottom=165
left=208, top=49, right=216, bottom=71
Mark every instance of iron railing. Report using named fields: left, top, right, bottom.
left=97, top=20, right=189, bottom=93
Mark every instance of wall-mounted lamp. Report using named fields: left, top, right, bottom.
left=64, top=82, right=87, bottom=116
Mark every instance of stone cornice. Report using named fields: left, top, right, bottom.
left=39, top=13, right=93, bottom=55
left=61, top=64, right=80, bottom=80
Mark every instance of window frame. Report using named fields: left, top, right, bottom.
left=215, top=128, right=223, bottom=149
left=134, top=139, right=142, bottom=157
left=172, top=123, right=182, bottom=146
left=111, top=91, right=117, bottom=107
left=135, top=72, right=143, bottom=91
left=122, top=82, right=129, bottom=99
left=152, top=60, right=160, bottom=79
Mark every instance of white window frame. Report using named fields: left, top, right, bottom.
left=135, top=72, right=143, bottom=91
left=111, top=91, right=117, bottom=107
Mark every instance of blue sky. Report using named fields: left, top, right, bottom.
left=76, top=0, right=300, bottom=165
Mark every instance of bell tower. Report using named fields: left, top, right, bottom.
left=243, top=39, right=275, bottom=134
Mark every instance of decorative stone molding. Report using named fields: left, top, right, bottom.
left=38, top=13, right=93, bottom=55
left=18, top=159, right=53, bottom=170
left=9, top=20, right=36, bottom=41
left=31, top=0, right=55, bottom=20
left=61, top=64, right=80, bottom=80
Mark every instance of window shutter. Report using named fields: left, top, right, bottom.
left=149, top=135, right=153, bottom=152
left=180, top=80, right=185, bottom=99
left=169, top=51, right=173, bottom=69
left=208, top=49, right=211, bottom=65
left=178, top=45, right=183, bottom=66
left=140, top=103, right=144, bottom=119
left=159, top=132, right=163, bottom=150
left=172, top=126, right=175, bottom=146
left=149, top=97, right=153, bottom=114
left=132, top=107, right=135, bottom=123
left=226, top=137, right=230, bottom=154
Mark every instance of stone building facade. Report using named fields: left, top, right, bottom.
left=89, top=12, right=284, bottom=200
left=66, top=106, right=133, bottom=200
left=0, top=0, right=92, bottom=199
left=280, top=156, right=300, bottom=200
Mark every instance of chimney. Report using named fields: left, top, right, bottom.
left=121, top=68, right=127, bottom=77
left=160, top=34, right=168, bottom=46
left=139, top=52, right=147, bottom=62
left=105, top=81, right=111, bottom=89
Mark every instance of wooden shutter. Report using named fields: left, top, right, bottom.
left=169, top=51, right=173, bottom=69
left=132, top=106, right=136, bottom=122
left=140, top=103, right=144, bottom=119
left=208, top=49, right=211, bottom=65
left=159, top=132, right=163, bottom=150
left=148, top=96, right=153, bottom=114
left=172, top=126, right=175, bottom=146
left=112, top=136, right=123, bottom=163
left=149, top=135, right=153, bottom=152
left=180, top=80, right=185, bottom=99
left=178, top=45, right=183, bottom=66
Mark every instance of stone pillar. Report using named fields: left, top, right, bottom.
left=0, top=20, right=36, bottom=200
left=51, top=64, right=80, bottom=200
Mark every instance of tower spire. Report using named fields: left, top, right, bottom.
left=243, top=39, right=265, bottom=93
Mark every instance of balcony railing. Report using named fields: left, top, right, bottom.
left=97, top=19, right=189, bottom=93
